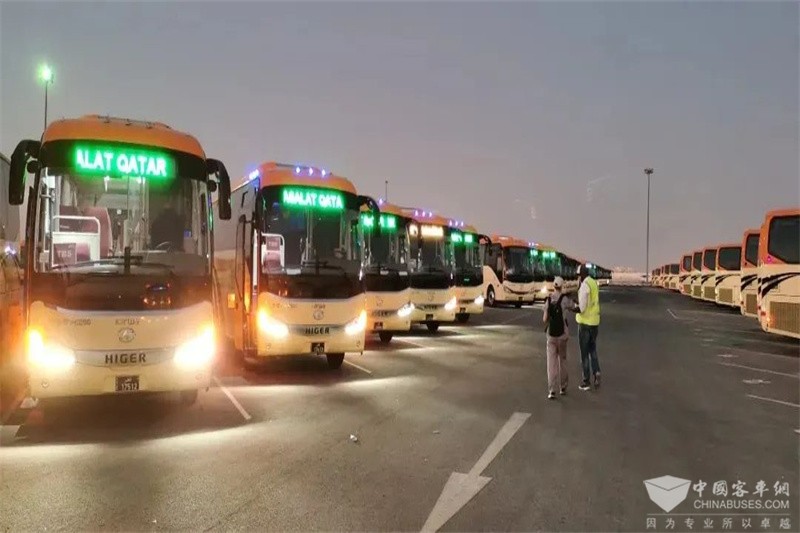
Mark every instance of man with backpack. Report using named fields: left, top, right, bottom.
left=542, top=276, right=573, bottom=400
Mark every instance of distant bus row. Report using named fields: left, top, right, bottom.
left=1, top=114, right=610, bottom=403
left=650, top=209, right=799, bottom=340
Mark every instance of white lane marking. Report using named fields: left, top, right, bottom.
left=421, top=412, right=530, bottom=532
left=667, top=308, right=680, bottom=320
left=344, top=360, right=373, bottom=375
left=742, top=378, right=771, bottom=385
left=716, top=353, right=738, bottom=359
left=213, top=376, right=252, bottom=421
left=746, top=394, right=800, bottom=409
left=795, top=429, right=800, bottom=435
left=718, top=362, right=799, bottom=379
left=727, top=347, right=800, bottom=360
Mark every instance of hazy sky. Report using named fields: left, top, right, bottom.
left=2, top=1, right=797, bottom=269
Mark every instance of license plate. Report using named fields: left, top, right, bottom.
left=115, top=375, right=139, bottom=392
left=459, top=307, right=466, bottom=313
left=311, top=342, right=325, bottom=355
left=425, top=314, right=434, bottom=321
left=374, top=322, right=384, bottom=330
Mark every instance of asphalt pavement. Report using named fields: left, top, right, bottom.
left=1, top=286, right=798, bottom=532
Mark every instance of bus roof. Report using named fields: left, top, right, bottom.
left=245, top=162, right=356, bottom=195
left=763, top=207, right=800, bottom=220
left=41, top=115, right=206, bottom=158
left=401, top=208, right=450, bottom=227
left=374, top=199, right=409, bottom=218
left=716, top=243, right=741, bottom=250
left=742, top=227, right=760, bottom=238
left=490, top=235, right=529, bottom=248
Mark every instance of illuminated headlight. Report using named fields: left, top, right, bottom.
left=257, top=309, right=289, bottom=338
left=397, top=303, right=415, bottom=318
left=26, top=329, right=75, bottom=370
left=444, top=297, right=457, bottom=312
left=174, top=324, right=216, bottom=368
left=345, top=310, right=368, bottom=336
left=539, top=286, right=548, bottom=294
left=473, top=295, right=485, bottom=306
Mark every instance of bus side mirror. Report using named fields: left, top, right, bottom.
left=9, top=140, right=40, bottom=206
left=207, top=158, right=231, bottom=221
left=357, top=195, right=381, bottom=236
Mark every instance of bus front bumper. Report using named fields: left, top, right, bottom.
left=455, top=286, right=485, bottom=315
left=28, top=356, right=212, bottom=400
left=368, top=311, right=412, bottom=333
left=257, top=331, right=365, bottom=357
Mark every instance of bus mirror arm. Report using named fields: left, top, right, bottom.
left=9, top=140, right=40, bottom=206
left=479, top=234, right=492, bottom=246
left=357, top=195, right=382, bottom=236
left=207, top=158, right=232, bottom=221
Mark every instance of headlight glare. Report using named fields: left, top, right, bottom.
left=174, top=324, right=216, bottom=368
left=473, top=295, right=484, bottom=306
left=345, top=310, right=368, bottom=336
left=257, top=309, right=289, bottom=338
left=27, top=328, right=75, bottom=370
left=444, top=296, right=457, bottom=311
left=539, top=286, right=548, bottom=294
left=397, top=303, right=415, bottom=318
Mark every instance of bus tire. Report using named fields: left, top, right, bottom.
left=487, top=287, right=496, bottom=307
left=426, top=322, right=440, bottom=333
left=514, top=302, right=522, bottom=309
left=180, top=389, right=198, bottom=405
left=378, top=332, right=394, bottom=344
left=455, top=313, right=470, bottom=323
left=326, top=353, right=345, bottom=369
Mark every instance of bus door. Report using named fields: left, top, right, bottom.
left=234, top=214, right=258, bottom=353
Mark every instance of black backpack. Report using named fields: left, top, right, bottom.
left=546, top=294, right=566, bottom=337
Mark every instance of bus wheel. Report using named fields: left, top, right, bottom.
left=378, top=332, right=394, bottom=344
left=487, top=287, right=496, bottom=307
left=426, top=322, right=440, bottom=333
left=514, top=302, right=522, bottom=309
left=180, top=389, right=198, bottom=405
left=326, top=353, right=345, bottom=369
left=455, top=313, right=470, bottom=323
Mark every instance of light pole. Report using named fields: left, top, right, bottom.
left=39, top=64, right=53, bottom=130
left=644, top=167, right=654, bottom=282
left=385, top=180, right=388, bottom=201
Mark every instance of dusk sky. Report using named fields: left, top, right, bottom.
left=1, top=1, right=797, bottom=270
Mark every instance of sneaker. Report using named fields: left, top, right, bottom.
left=579, top=382, right=591, bottom=391
left=547, top=392, right=557, bottom=400
left=593, top=373, right=601, bottom=389
left=560, top=387, right=567, bottom=396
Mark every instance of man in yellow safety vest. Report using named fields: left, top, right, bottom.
left=574, top=264, right=601, bottom=390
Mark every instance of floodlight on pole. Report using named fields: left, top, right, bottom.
left=39, top=64, right=54, bottom=130
left=644, top=167, right=654, bottom=283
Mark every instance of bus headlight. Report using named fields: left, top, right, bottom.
left=257, top=309, right=290, bottom=339
left=345, top=310, right=368, bottom=336
left=444, top=297, right=457, bottom=312
left=474, top=295, right=485, bottom=306
left=174, top=324, right=215, bottom=368
left=397, top=303, right=415, bottom=318
left=539, top=286, right=549, bottom=294
left=27, top=329, right=75, bottom=370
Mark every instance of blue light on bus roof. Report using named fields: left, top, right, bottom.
left=295, top=166, right=301, bottom=174
left=321, top=169, right=328, bottom=177
left=248, top=170, right=260, bottom=181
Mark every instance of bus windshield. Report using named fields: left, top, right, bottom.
left=32, top=170, right=210, bottom=276
left=703, top=249, right=717, bottom=270
left=503, top=246, right=534, bottom=283
left=767, top=215, right=800, bottom=264
left=745, top=234, right=759, bottom=266
left=671, top=264, right=679, bottom=275
left=362, top=217, right=409, bottom=272
left=682, top=256, right=691, bottom=271
left=452, top=234, right=481, bottom=272
left=415, top=236, right=450, bottom=273
left=693, top=253, right=702, bottom=270
left=718, top=247, right=741, bottom=271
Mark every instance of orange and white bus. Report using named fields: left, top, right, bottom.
left=714, top=244, right=741, bottom=308
left=361, top=200, right=414, bottom=344
left=665, top=263, right=680, bottom=290
left=679, top=254, right=693, bottom=294
left=531, top=243, right=558, bottom=301
left=9, top=115, right=232, bottom=403
left=214, top=162, right=376, bottom=368
left=446, top=220, right=485, bottom=323
left=739, top=228, right=760, bottom=317
left=757, top=208, right=799, bottom=339
left=402, top=209, right=457, bottom=332
left=482, top=235, right=536, bottom=307
left=700, top=246, right=719, bottom=302
left=689, top=250, right=704, bottom=299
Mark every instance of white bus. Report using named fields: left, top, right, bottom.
left=214, top=162, right=375, bottom=368
left=700, top=246, right=719, bottom=302
left=679, top=254, right=692, bottom=294
left=482, top=235, right=536, bottom=307
left=531, top=243, right=558, bottom=301
left=447, top=221, right=485, bottom=323
left=714, top=244, right=741, bottom=308
left=689, top=250, right=704, bottom=299
left=757, top=208, right=799, bottom=339
left=9, top=115, right=232, bottom=404
left=361, top=200, right=413, bottom=344
left=739, top=228, right=760, bottom=318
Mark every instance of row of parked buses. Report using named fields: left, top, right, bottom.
left=651, top=208, right=799, bottom=340
left=2, top=114, right=610, bottom=405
